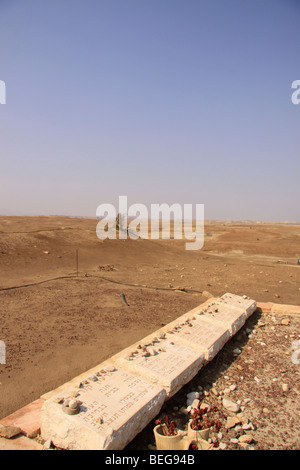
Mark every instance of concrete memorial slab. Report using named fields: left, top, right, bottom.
left=161, top=315, right=230, bottom=361
left=220, top=293, right=257, bottom=318
left=41, top=365, right=166, bottom=450
left=199, top=301, right=248, bottom=336
left=115, top=337, right=205, bottom=398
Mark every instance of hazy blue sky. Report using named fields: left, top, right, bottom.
left=0, top=0, right=299, bottom=220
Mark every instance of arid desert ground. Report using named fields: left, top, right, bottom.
left=0, top=216, right=299, bottom=449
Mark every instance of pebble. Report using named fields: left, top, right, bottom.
left=242, top=423, right=253, bottom=430
left=191, top=399, right=201, bottom=409
left=233, top=348, right=241, bottom=355
left=42, top=439, right=52, bottom=450
left=186, top=391, right=200, bottom=406
left=69, top=399, right=79, bottom=410
left=219, top=442, right=227, bottom=450
left=230, top=438, right=239, bottom=444
left=53, top=397, right=64, bottom=404
left=291, top=349, right=300, bottom=365
left=225, top=416, right=242, bottom=429
left=238, top=434, right=254, bottom=444
left=282, top=384, right=289, bottom=392
left=200, top=402, right=210, bottom=412
left=292, top=340, right=300, bottom=350
left=0, top=425, right=22, bottom=439
left=88, top=375, right=98, bottom=382
left=222, top=398, right=240, bottom=413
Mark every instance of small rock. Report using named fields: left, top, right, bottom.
left=219, top=442, right=227, bottom=450
left=281, top=318, right=290, bottom=326
left=242, top=423, right=252, bottom=430
left=222, top=398, right=240, bottom=413
left=42, top=439, right=52, bottom=450
left=69, top=399, right=79, bottom=410
left=225, top=416, right=242, bottom=429
left=238, top=434, right=254, bottom=444
left=200, top=402, right=210, bottom=412
left=291, top=349, right=300, bottom=365
left=141, top=351, right=151, bottom=357
left=243, top=398, right=251, bottom=404
left=0, top=425, right=22, bottom=439
left=186, top=391, right=200, bottom=406
left=282, top=384, right=289, bottom=392
left=88, top=375, right=98, bottom=382
left=233, top=348, right=241, bottom=355
left=191, top=399, right=200, bottom=409
left=292, top=340, right=300, bottom=350
left=53, top=396, right=64, bottom=404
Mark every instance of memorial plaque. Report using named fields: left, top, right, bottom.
left=164, top=316, right=230, bottom=361
left=41, top=366, right=166, bottom=450
left=220, top=293, right=256, bottom=318
left=116, top=338, right=204, bottom=397
left=200, top=302, right=248, bottom=336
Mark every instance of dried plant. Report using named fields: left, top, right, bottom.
left=190, top=402, right=222, bottom=432
left=155, top=415, right=178, bottom=436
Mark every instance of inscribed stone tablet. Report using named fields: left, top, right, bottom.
left=200, top=302, right=247, bottom=335
left=220, top=293, right=256, bottom=318
left=41, top=367, right=166, bottom=450
left=115, top=338, right=204, bottom=397
left=165, top=316, right=230, bottom=361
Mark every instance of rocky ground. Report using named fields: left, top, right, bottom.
left=126, top=308, right=300, bottom=450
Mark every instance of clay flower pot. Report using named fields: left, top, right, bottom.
left=188, top=420, right=210, bottom=441
left=153, top=424, right=187, bottom=450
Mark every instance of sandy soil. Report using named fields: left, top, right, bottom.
left=0, top=216, right=299, bottom=449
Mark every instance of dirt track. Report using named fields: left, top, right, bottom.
left=0, top=217, right=299, bottom=442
